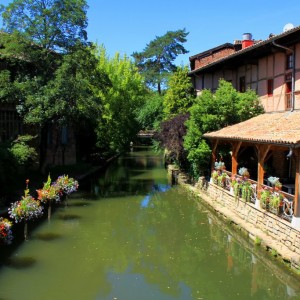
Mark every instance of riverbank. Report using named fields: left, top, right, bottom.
left=168, top=165, right=300, bottom=274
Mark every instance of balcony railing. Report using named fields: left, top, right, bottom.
left=211, top=170, right=294, bottom=222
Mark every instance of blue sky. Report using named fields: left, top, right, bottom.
left=1, top=0, right=300, bottom=66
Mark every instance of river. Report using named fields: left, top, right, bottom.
left=0, top=146, right=299, bottom=300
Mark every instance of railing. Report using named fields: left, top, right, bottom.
left=211, top=170, right=295, bottom=222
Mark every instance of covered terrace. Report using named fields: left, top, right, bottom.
left=203, top=110, right=300, bottom=229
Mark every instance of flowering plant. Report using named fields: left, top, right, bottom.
left=8, top=180, right=43, bottom=223
left=215, top=161, right=225, bottom=171
left=36, top=174, right=60, bottom=203
left=0, top=217, right=13, bottom=244
left=54, top=175, right=79, bottom=195
left=238, top=167, right=250, bottom=178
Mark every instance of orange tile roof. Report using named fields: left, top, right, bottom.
left=203, top=110, right=300, bottom=146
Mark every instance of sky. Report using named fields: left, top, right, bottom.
left=1, top=0, right=300, bottom=66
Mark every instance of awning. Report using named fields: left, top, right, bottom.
left=203, top=110, right=300, bottom=147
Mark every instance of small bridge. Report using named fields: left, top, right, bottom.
left=137, top=130, right=156, bottom=138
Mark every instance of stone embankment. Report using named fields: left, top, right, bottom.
left=168, top=165, right=300, bottom=272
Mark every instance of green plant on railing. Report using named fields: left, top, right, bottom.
left=260, top=188, right=271, bottom=209
left=231, top=177, right=241, bottom=201
left=212, top=170, right=219, bottom=184
left=241, top=181, right=252, bottom=202
left=269, top=193, right=283, bottom=214
left=217, top=172, right=228, bottom=188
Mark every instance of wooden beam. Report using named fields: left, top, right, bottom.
left=256, top=144, right=271, bottom=191
left=294, top=149, right=299, bottom=217
left=231, top=141, right=242, bottom=175
left=211, top=139, right=219, bottom=171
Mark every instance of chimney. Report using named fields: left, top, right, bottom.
left=242, top=33, right=254, bottom=49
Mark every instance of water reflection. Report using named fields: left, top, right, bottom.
left=0, top=147, right=299, bottom=300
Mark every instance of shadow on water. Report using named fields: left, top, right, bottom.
left=34, top=232, right=62, bottom=241
left=67, top=201, right=91, bottom=207
left=56, top=213, right=81, bottom=221
left=5, top=256, right=36, bottom=269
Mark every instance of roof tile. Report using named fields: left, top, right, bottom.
left=203, top=111, right=300, bottom=146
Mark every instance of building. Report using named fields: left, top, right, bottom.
left=189, top=25, right=300, bottom=112
left=188, top=24, right=300, bottom=228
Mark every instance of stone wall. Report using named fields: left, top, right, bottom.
left=169, top=166, right=300, bottom=272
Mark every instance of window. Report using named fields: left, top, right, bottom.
left=267, top=79, right=273, bottom=96
left=0, top=107, right=23, bottom=142
left=286, top=81, right=292, bottom=109
left=239, top=76, right=245, bottom=93
left=286, top=53, right=293, bottom=70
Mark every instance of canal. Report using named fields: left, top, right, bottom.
left=0, top=146, right=300, bottom=300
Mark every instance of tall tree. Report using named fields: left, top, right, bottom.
left=132, top=29, right=189, bottom=94
left=0, top=0, right=88, bottom=52
left=96, top=46, right=147, bottom=154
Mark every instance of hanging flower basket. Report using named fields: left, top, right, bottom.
left=8, top=180, right=43, bottom=240
left=53, top=175, right=79, bottom=196
left=36, top=174, right=61, bottom=221
left=0, top=217, right=13, bottom=245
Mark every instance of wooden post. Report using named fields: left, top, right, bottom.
left=291, top=149, right=300, bottom=228
left=211, top=139, right=219, bottom=172
left=231, top=141, right=242, bottom=175
left=256, top=144, right=270, bottom=194
left=294, top=149, right=299, bottom=217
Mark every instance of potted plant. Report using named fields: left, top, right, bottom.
left=241, top=181, right=252, bottom=202
left=275, top=180, right=282, bottom=191
left=260, top=188, right=271, bottom=210
left=215, top=161, right=225, bottom=171
left=238, top=167, right=250, bottom=179
left=269, top=193, right=282, bottom=214
left=217, top=172, right=228, bottom=188
left=232, top=177, right=242, bottom=201
left=211, top=170, right=219, bottom=184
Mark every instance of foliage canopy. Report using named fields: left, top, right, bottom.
left=132, top=29, right=189, bottom=94
left=184, top=79, right=264, bottom=177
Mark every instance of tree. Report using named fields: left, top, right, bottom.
left=96, top=46, right=147, bottom=154
left=136, top=92, right=164, bottom=130
left=155, top=113, right=189, bottom=169
left=0, top=0, right=88, bottom=52
left=132, top=29, right=189, bottom=94
left=163, top=65, right=195, bottom=119
left=184, top=79, right=264, bottom=178
left=0, top=0, right=104, bottom=167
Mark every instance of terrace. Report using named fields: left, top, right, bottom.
left=203, top=110, right=300, bottom=229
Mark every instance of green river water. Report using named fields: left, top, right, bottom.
left=0, top=146, right=300, bottom=300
